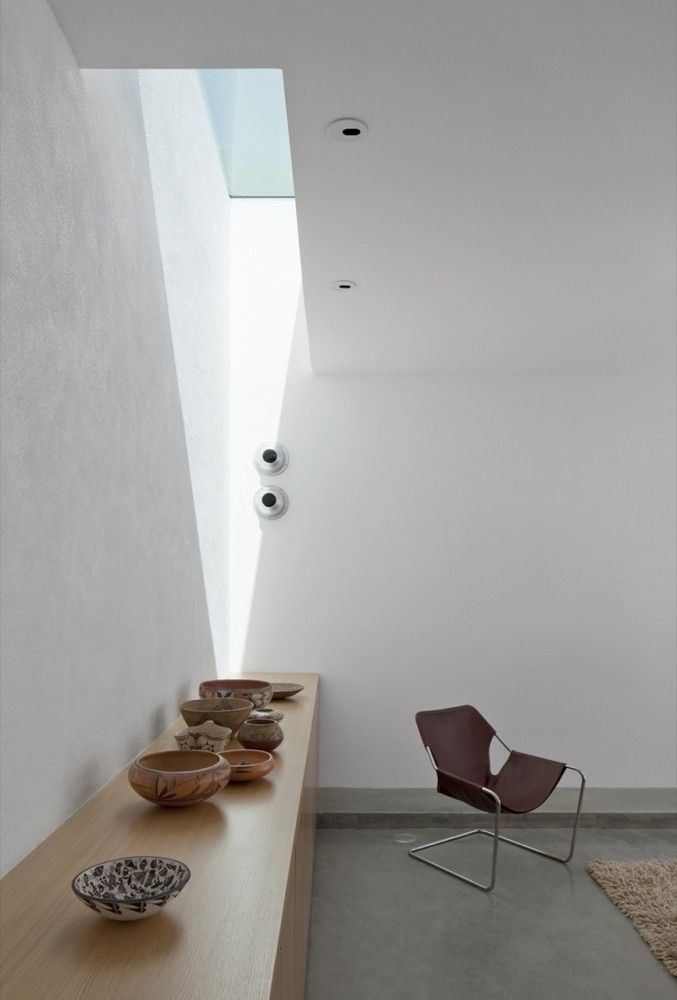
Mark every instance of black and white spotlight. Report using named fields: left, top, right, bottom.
left=253, top=442, right=289, bottom=476
left=254, top=487, right=289, bottom=520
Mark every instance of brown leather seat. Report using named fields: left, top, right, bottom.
left=416, top=705, right=566, bottom=814
left=410, top=704, right=584, bottom=890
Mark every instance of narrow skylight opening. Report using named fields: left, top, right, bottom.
left=198, top=69, right=294, bottom=197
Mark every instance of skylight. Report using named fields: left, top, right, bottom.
left=198, top=69, right=294, bottom=197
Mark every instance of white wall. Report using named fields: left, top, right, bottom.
left=140, top=70, right=230, bottom=671
left=232, top=200, right=677, bottom=790
left=0, top=0, right=216, bottom=874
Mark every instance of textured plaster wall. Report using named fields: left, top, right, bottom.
left=0, top=0, right=215, bottom=874
left=140, top=70, right=230, bottom=672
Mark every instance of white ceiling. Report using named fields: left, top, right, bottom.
left=50, top=0, right=676, bottom=373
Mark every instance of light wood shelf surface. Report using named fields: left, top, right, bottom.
left=0, top=673, right=318, bottom=1000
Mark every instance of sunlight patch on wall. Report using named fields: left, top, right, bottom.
left=228, top=199, right=303, bottom=668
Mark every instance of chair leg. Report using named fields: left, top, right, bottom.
left=408, top=768, right=586, bottom=889
left=489, top=766, right=586, bottom=864
left=408, top=798, right=501, bottom=892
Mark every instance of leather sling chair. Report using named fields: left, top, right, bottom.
left=410, top=705, right=585, bottom=891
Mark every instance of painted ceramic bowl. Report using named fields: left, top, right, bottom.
left=220, top=749, right=275, bottom=783
left=72, top=856, right=190, bottom=921
left=198, top=678, right=273, bottom=709
left=174, top=721, right=232, bottom=753
left=128, top=750, right=231, bottom=806
left=180, top=697, right=253, bottom=734
left=271, top=683, right=305, bottom=700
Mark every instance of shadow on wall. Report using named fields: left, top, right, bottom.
left=241, top=301, right=677, bottom=790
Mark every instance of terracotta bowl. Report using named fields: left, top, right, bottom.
left=271, top=683, right=305, bottom=700
left=128, top=750, right=231, bottom=806
left=198, top=678, right=273, bottom=709
left=179, top=697, right=253, bottom=734
left=72, top=855, right=190, bottom=921
left=219, top=749, right=274, bottom=783
left=174, top=721, right=232, bottom=753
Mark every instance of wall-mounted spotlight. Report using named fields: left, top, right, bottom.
left=253, top=442, right=289, bottom=476
left=254, top=487, right=288, bottom=520
left=325, top=118, right=369, bottom=141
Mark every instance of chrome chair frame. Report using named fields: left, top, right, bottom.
left=408, top=742, right=586, bottom=891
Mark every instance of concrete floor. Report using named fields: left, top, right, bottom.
left=306, top=827, right=676, bottom=1000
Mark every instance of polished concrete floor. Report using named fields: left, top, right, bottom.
left=306, top=827, right=676, bottom=1000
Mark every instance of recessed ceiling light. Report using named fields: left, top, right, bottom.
left=332, top=280, right=357, bottom=290
left=325, top=118, right=369, bottom=141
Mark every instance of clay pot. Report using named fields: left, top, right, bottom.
left=250, top=707, right=284, bottom=722
left=198, top=679, right=273, bottom=709
left=238, top=713, right=284, bottom=752
left=128, top=750, right=231, bottom=806
left=220, top=749, right=274, bottom=782
left=180, top=697, right=253, bottom=735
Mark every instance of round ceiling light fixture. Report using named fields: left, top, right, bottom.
left=325, top=118, right=369, bottom=141
left=332, top=280, right=357, bottom=291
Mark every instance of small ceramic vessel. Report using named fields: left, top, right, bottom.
left=128, top=750, right=231, bottom=806
left=198, top=678, right=273, bottom=709
left=174, top=721, right=232, bottom=753
left=72, top=856, right=190, bottom=921
left=239, top=707, right=284, bottom=752
left=180, top=697, right=253, bottom=734
left=220, top=749, right=274, bottom=782
left=250, top=707, right=284, bottom=722
left=271, top=683, right=305, bottom=700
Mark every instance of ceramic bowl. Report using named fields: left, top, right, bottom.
left=271, top=683, right=305, bottom=700
left=220, top=749, right=275, bottom=783
left=72, top=855, right=190, bottom=921
left=198, top=678, right=273, bottom=709
left=128, top=750, right=231, bottom=806
left=179, top=697, right=253, bottom=734
left=174, top=721, right=232, bottom=753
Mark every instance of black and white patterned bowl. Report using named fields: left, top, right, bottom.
left=72, top=856, right=191, bottom=921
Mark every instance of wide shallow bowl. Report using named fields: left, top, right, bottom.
left=174, top=721, right=232, bottom=753
left=128, top=750, right=231, bottom=806
left=199, top=678, right=273, bottom=709
left=271, top=683, right=305, bottom=700
left=220, top=749, right=275, bottom=783
left=180, top=697, right=253, bottom=734
left=72, top=855, right=190, bottom=921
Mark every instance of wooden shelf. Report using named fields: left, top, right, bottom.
left=0, top=673, right=318, bottom=1000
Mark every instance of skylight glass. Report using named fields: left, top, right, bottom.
left=198, top=69, right=294, bottom=197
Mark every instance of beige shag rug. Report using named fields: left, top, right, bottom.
left=587, top=859, right=677, bottom=977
